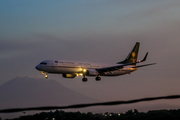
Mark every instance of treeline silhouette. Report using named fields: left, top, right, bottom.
left=4, top=109, right=180, bottom=120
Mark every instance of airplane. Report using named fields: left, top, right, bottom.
left=35, top=42, right=156, bottom=82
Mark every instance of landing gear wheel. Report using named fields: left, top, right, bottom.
left=82, top=78, right=88, bottom=82
left=45, top=75, right=48, bottom=79
left=95, top=77, right=101, bottom=81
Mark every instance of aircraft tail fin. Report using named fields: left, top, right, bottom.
left=117, top=42, right=140, bottom=64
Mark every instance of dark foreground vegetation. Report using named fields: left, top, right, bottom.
left=4, top=109, right=180, bottom=120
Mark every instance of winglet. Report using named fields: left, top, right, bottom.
left=140, top=52, right=148, bottom=62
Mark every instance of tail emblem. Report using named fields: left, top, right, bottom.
left=131, top=52, right=136, bottom=62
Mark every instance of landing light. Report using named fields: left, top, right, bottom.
left=83, top=69, right=87, bottom=72
left=130, top=68, right=137, bottom=70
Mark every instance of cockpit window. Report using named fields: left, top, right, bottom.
left=40, top=62, right=47, bottom=65
left=55, top=61, right=58, bottom=63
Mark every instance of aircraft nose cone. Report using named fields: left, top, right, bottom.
left=35, top=65, right=40, bottom=70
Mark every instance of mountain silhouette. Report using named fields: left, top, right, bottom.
left=0, top=77, right=97, bottom=109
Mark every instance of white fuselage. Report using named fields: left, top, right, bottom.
left=35, top=60, right=137, bottom=77
left=35, top=42, right=155, bottom=81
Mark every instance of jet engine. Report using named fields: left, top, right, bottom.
left=62, top=74, right=76, bottom=78
left=86, top=69, right=99, bottom=76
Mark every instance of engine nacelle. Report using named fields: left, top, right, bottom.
left=86, top=69, right=99, bottom=76
left=62, top=74, right=76, bottom=78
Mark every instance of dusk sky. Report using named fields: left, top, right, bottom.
left=1, top=0, right=180, bottom=112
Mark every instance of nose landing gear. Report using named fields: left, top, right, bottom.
left=41, top=71, right=48, bottom=79
left=45, top=74, right=48, bottom=79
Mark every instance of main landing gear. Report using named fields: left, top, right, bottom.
left=82, top=77, right=88, bottom=82
left=82, top=76, right=101, bottom=82
left=95, top=76, right=101, bottom=81
left=82, top=69, right=88, bottom=82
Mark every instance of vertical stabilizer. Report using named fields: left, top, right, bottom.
left=117, top=42, right=140, bottom=64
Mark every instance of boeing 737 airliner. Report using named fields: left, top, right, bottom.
left=35, top=42, right=156, bottom=82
